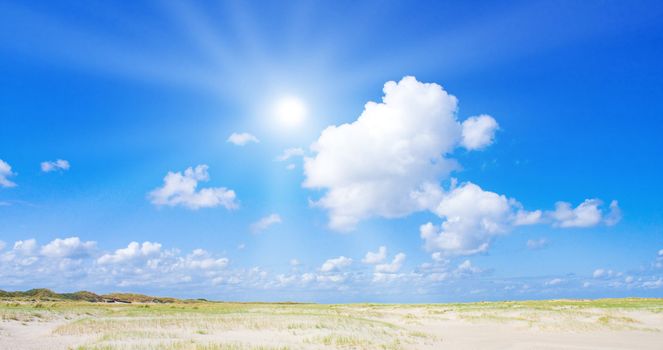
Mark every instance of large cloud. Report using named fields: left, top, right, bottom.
left=149, top=165, right=237, bottom=210
left=304, top=76, right=493, bottom=230
left=303, top=76, right=619, bottom=255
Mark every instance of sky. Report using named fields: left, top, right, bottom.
left=1, top=0, right=662, bottom=303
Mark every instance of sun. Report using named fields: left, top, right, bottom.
left=274, top=96, right=307, bottom=127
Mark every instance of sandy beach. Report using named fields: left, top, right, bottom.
left=1, top=299, right=662, bottom=349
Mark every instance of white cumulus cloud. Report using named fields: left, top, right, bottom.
left=149, top=165, right=237, bottom=210
left=461, top=114, right=499, bottom=150
left=455, top=260, right=483, bottom=275
left=549, top=199, right=620, bottom=228
left=13, top=239, right=37, bottom=255
left=362, top=246, right=387, bottom=264
left=421, top=182, right=539, bottom=255
left=41, top=159, right=70, bottom=172
left=304, top=76, right=481, bottom=230
left=97, top=241, right=162, bottom=264
left=180, top=249, right=229, bottom=270
left=301, top=76, right=619, bottom=257
left=40, top=237, right=96, bottom=258
left=0, top=159, right=17, bottom=188
left=375, top=253, right=406, bottom=273
left=320, top=256, right=352, bottom=272
left=227, top=132, right=259, bottom=146
left=250, top=214, right=282, bottom=233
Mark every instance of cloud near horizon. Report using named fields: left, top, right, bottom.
left=1, top=236, right=661, bottom=300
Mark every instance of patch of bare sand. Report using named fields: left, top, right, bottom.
left=0, top=316, right=93, bottom=350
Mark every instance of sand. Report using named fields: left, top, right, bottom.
left=1, top=299, right=662, bottom=349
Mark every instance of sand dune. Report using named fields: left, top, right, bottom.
left=1, top=299, right=662, bottom=349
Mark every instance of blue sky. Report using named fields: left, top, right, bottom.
left=1, top=0, right=662, bottom=302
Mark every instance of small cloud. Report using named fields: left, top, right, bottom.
left=375, top=253, right=406, bottom=273
left=148, top=165, right=237, bottom=210
left=250, top=214, right=282, bottom=233
left=182, top=250, right=229, bottom=270
left=549, top=199, right=618, bottom=228
left=97, top=241, right=162, bottom=264
left=320, top=256, right=352, bottom=272
left=40, top=237, right=96, bottom=258
left=286, top=164, right=296, bottom=171
left=275, top=147, right=305, bottom=162
left=526, top=238, right=549, bottom=250
left=0, top=159, right=17, bottom=188
left=362, top=246, right=387, bottom=264
left=227, top=132, right=259, bottom=146
left=461, top=114, right=499, bottom=150
left=604, top=200, right=622, bottom=226
left=455, top=259, right=482, bottom=275
left=13, top=239, right=37, bottom=255
left=592, top=268, right=615, bottom=279
left=514, top=210, right=542, bottom=226
left=237, top=243, right=246, bottom=250
left=301, top=273, right=316, bottom=283
left=289, top=259, right=300, bottom=266
left=431, top=252, right=445, bottom=262
left=545, top=278, right=564, bottom=286
left=642, top=279, right=663, bottom=289
left=41, top=159, right=70, bottom=173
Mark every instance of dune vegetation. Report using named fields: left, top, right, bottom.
left=1, top=290, right=663, bottom=349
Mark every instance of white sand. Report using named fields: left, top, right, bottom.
left=1, top=303, right=662, bottom=349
